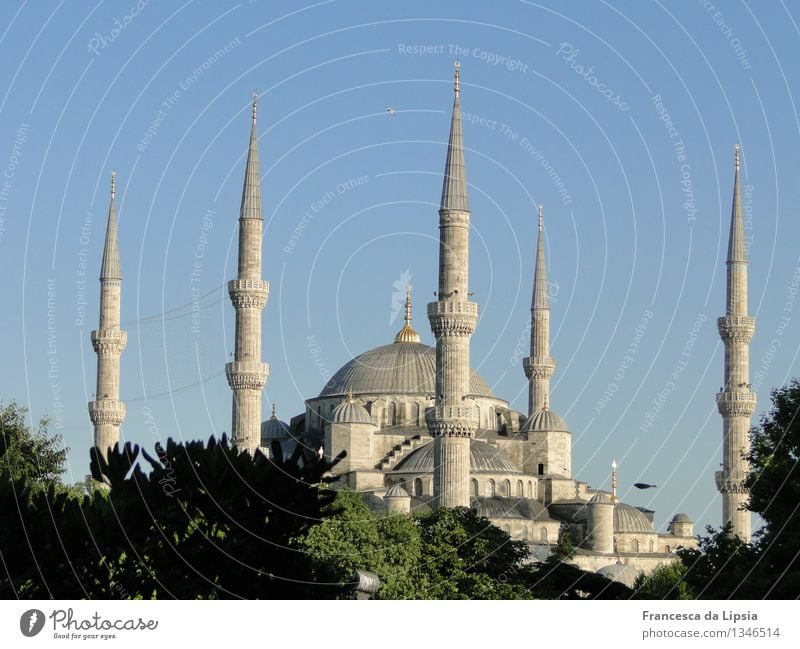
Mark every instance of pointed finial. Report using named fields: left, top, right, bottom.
left=394, top=284, right=421, bottom=343
left=252, top=92, right=257, bottom=123
left=611, top=459, right=618, bottom=503
left=538, top=203, right=543, bottom=231
left=405, top=285, right=412, bottom=325
left=347, top=386, right=354, bottom=403
left=454, top=60, right=460, bottom=95
left=542, top=395, right=549, bottom=411
left=110, top=170, right=116, bottom=199
left=271, top=403, right=276, bottom=418
left=735, top=143, right=740, bottom=170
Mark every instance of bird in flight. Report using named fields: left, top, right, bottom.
left=386, top=106, right=396, bottom=116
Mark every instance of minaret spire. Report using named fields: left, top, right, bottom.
left=523, top=203, right=556, bottom=414
left=89, top=171, right=127, bottom=456
left=226, top=94, right=270, bottom=452
left=428, top=63, right=478, bottom=508
left=715, top=143, right=755, bottom=540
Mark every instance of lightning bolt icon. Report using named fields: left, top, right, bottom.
left=28, top=611, right=38, bottom=632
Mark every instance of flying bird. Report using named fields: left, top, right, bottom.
left=633, top=482, right=657, bottom=489
left=386, top=106, right=396, bottom=115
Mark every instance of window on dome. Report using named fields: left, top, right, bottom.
left=413, top=478, right=423, bottom=496
left=486, top=479, right=496, bottom=497
left=471, top=479, right=478, bottom=497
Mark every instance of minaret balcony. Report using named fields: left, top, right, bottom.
left=88, top=399, right=127, bottom=426
left=226, top=361, right=269, bottom=391
left=717, top=315, right=755, bottom=343
left=91, top=329, right=128, bottom=355
left=714, top=469, right=749, bottom=494
left=427, top=300, right=478, bottom=336
left=427, top=405, right=477, bottom=438
left=228, top=279, right=269, bottom=309
left=523, top=356, right=555, bottom=379
left=716, top=391, right=756, bottom=417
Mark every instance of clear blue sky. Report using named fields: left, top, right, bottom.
left=1, top=0, right=798, bottom=536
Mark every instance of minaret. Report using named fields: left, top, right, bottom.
left=715, top=144, right=755, bottom=540
left=88, top=172, right=127, bottom=456
left=523, top=203, right=556, bottom=415
left=226, top=94, right=269, bottom=452
left=428, top=62, right=479, bottom=508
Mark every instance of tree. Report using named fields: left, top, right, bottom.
left=0, top=401, right=67, bottom=486
left=633, top=560, right=694, bottom=599
left=0, top=436, right=341, bottom=599
left=745, top=378, right=800, bottom=597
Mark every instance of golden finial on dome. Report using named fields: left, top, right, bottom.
left=394, top=285, right=421, bottom=343
left=271, top=403, right=276, bottom=419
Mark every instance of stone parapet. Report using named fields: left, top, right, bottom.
left=716, top=391, right=756, bottom=417
left=523, top=356, right=555, bottom=379
left=427, top=300, right=478, bottom=337
left=715, top=469, right=749, bottom=494
left=228, top=278, right=269, bottom=309
left=717, top=315, right=756, bottom=343
left=226, top=361, right=269, bottom=390
left=88, top=399, right=127, bottom=426
left=91, top=329, right=127, bottom=355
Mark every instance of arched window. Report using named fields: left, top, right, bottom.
left=516, top=480, right=524, bottom=498
left=413, top=478, right=423, bottom=497
left=540, top=527, right=548, bottom=543
left=489, top=407, right=495, bottom=430
left=486, top=479, right=496, bottom=497
left=632, top=538, right=640, bottom=554
left=474, top=404, right=481, bottom=429
left=527, top=481, right=533, bottom=498
left=665, top=545, right=671, bottom=554
left=471, top=479, right=479, bottom=497
left=502, top=479, right=511, bottom=497
left=613, top=537, right=619, bottom=553
left=649, top=539, right=655, bottom=553
left=522, top=527, right=529, bottom=541
left=410, top=402, right=420, bottom=426
left=538, top=463, right=545, bottom=476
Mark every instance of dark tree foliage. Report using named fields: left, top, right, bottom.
left=524, top=556, right=633, bottom=600
left=0, top=436, right=341, bottom=599
left=0, top=401, right=67, bottom=486
left=746, top=378, right=800, bottom=597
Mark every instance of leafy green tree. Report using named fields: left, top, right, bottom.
left=523, top=555, right=632, bottom=599
left=0, top=401, right=67, bottom=486
left=633, top=560, right=694, bottom=599
left=0, top=436, right=341, bottom=599
left=746, top=379, right=800, bottom=597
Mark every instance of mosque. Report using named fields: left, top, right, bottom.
left=88, top=64, right=758, bottom=587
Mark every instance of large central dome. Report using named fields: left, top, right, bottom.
left=318, top=342, right=494, bottom=398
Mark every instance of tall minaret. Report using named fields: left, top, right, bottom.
left=428, top=62, right=479, bottom=508
left=226, top=94, right=269, bottom=452
left=715, top=144, right=755, bottom=540
left=523, top=204, right=556, bottom=415
left=88, top=172, right=127, bottom=456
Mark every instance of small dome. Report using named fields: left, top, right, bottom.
left=521, top=405, right=570, bottom=433
left=393, top=439, right=521, bottom=474
left=261, top=406, right=290, bottom=444
left=597, top=561, right=640, bottom=589
left=589, top=492, right=614, bottom=504
left=671, top=512, right=693, bottom=523
left=332, top=391, right=373, bottom=424
left=384, top=484, right=410, bottom=498
left=614, top=503, right=654, bottom=533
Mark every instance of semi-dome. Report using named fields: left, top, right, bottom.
left=319, top=342, right=494, bottom=398
left=393, top=439, right=520, bottom=474
left=614, top=503, right=654, bottom=533
left=597, top=561, right=640, bottom=589
left=384, top=484, right=410, bottom=498
left=331, top=393, right=373, bottom=424
left=521, top=404, right=569, bottom=434
left=589, top=492, right=614, bottom=504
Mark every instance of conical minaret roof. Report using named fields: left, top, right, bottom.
left=727, top=144, right=747, bottom=265
left=439, top=61, right=469, bottom=213
left=240, top=93, right=262, bottom=221
left=533, top=203, right=548, bottom=310
left=100, top=171, right=121, bottom=281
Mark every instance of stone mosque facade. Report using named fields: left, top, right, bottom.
left=89, top=65, right=761, bottom=586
